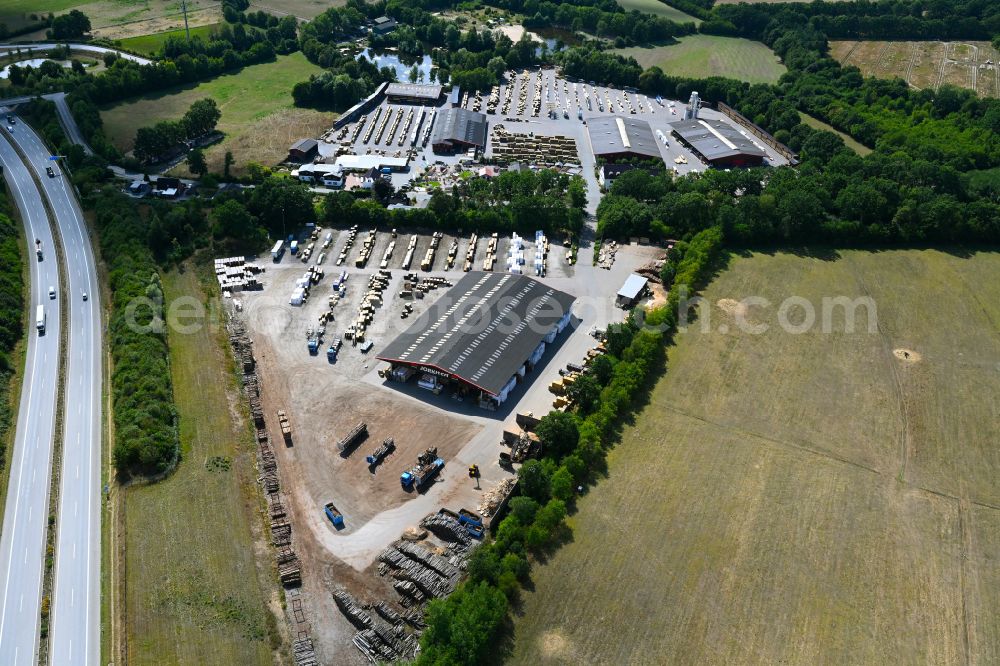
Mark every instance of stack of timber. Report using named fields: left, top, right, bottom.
left=228, top=314, right=303, bottom=607
left=379, top=546, right=453, bottom=598
left=337, top=422, right=368, bottom=454
left=333, top=588, right=373, bottom=629
left=420, top=511, right=474, bottom=548
left=277, top=547, right=302, bottom=586
left=292, top=637, right=318, bottom=666
left=393, top=580, right=425, bottom=605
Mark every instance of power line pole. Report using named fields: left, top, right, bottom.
left=181, top=0, right=191, bottom=41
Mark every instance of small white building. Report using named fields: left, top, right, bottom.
left=616, top=273, right=649, bottom=308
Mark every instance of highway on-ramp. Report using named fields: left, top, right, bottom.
left=0, top=130, right=62, bottom=665
left=7, top=117, right=103, bottom=666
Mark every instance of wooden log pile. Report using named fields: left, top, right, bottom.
left=379, top=547, right=451, bottom=598
left=375, top=600, right=403, bottom=625
left=396, top=541, right=462, bottom=581
left=420, top=512, right=474, bottom=548
left=292, top=637, right=318, bottom=666
left=333, top=588, right=373, bottom=629
left=277, top=547, right=301, bottom=586
left=228, top=315, right=304, bottom=606
left=393, top=580, right=425, bottom=606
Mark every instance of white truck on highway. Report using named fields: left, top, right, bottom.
left=36, top=304, right=45, bottom=334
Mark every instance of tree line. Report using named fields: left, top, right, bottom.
left=417, top=225, right=725, bottom=663
left=90, top=189, right=180, bottom=476
left=133, top=98, right=222, bottom=164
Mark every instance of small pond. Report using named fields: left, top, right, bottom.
left=355, top=48, right=435, bottom=83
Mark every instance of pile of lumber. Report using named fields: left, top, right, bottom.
left=292, top=637, right=317, bottom=666
left=420, top=512, right=473, bottom=548
left=333, top=588, right=373, bottom=629
left=379, top=547, right=451, bottom=598
left=277, top=547, right=301, bottom=586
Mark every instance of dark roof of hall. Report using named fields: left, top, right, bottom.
left=377, top=271, right=575, bottom=395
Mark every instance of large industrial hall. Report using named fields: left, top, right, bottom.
left=377, top=271, right=575, bottom=408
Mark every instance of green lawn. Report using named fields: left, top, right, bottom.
left=124, top=268, right=280, bottom=665
left=799, top=111, right=873, bottom=156
left=101, top=52, right=332, bottom=174
left=616, top=34, right=786, bottom=84
left=616, top=0, right=700, bottom=25
left=117, top=23, right=223, bottom=56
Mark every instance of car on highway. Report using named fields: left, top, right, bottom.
left=46, top=166, right=55, bottom=178
left=81, top=291, right=88, bottom=301
left=5, top=115, right=13, bottom=124
left=6, top=125, right=12, bottom=132
left=48, top=286, right=55, bottom=299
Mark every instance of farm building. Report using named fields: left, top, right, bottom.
left=430, top=108, right=488, bottom=154
left=385, top=82, right=444, bottom=104
left=378, top=272, right=575, bottom=408
left=292, top=163, right=344, bottom=187
left=587, top=116, right=662, bottom=163
left=372, top=16, right=398, bottom=34
left=669, top=118, right=767, bottom=168
left=288, top=138, right=318, bottom=162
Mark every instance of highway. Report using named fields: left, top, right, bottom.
left=0, top=130, right=61, bottom=664
left=7, top=118, right=103, bottom=665
left=0, top=43, right=151, bottom=65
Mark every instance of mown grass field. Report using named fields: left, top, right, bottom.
left=117, top=23, right=223, bottom=56
left=615, top=0, right=700, bottom=25
left=615, top=34, right=786, bottom=84
left=101, top=52, right=333, bottom=175
left=512, top=249, right=1000, bottom=665
left=831, top=40, right=1000, bottom=98
left=798, top=111, right=872, bottom=156
left=123, top=268, right=280, bottom=665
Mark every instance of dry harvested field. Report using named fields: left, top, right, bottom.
left=831, top=40, right=1000, bottom=97
left=248, top=0, right=344, bottom=20
left=511, top=249, right=1000, bottom=665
